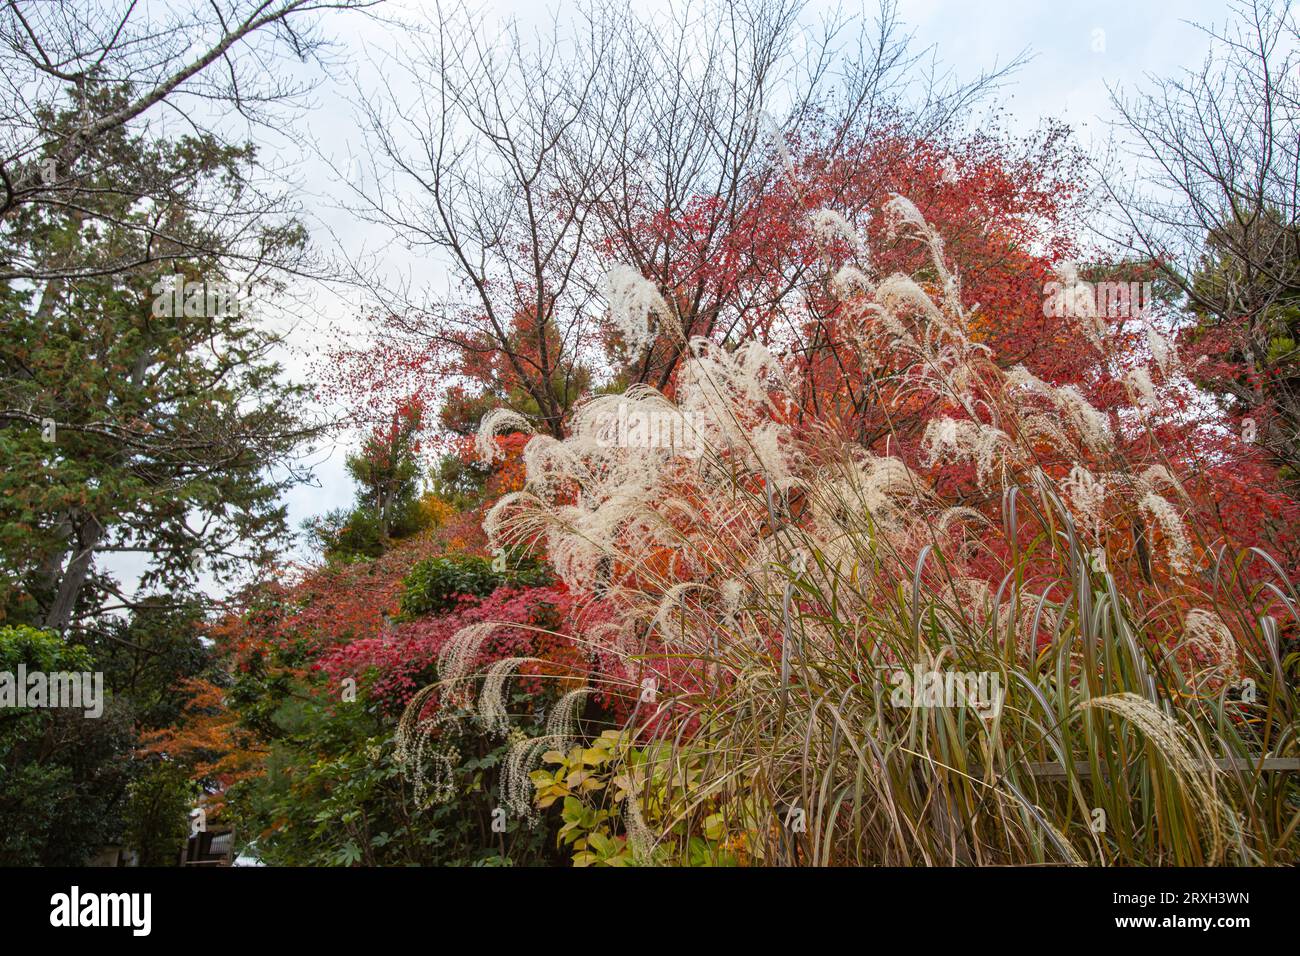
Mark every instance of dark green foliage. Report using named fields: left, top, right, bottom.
left=0, top=625, right=136, bottom=865
left=124, top=760, right=195, bottom=866
left=399, top=551, right=553, bottom=619
left=345, top=402, right=424, bottom=542
left=306, top=499, right=429, bottom=562
left=224, top=680, right=563, bottom=866
left=0, top=84, right=321, bottom=632
left=400, top=553, right=500, bottom=618
left=428, top=451, right=492, bottom=511
left=1186, top=211, right=1300, bottom=488
left=305, top=402, right=431, bottom=562
left=82, top=598, right=214, bottom=731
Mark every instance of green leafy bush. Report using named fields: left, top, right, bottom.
left=0, top=623, right=93, bottom=674
left=124, top=760, right=194, bottom=865
left=398, top=551, right=552, bottom=619
left=399, top=553, right=499, bottom=617
left=0, top=626, right=135, bottom=865
left=225, top=679, right=565, bottom=866
left=530, top=731, right=740, bottom=867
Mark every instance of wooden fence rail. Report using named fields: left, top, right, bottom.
left=1025, top=757, right=1300, bottom=780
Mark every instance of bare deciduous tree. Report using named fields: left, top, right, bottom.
left=1101, top=0, right=1300, bottom=479
left=0, top=0, right=382, bottom=282
left=335, top=0, right=1024, bottom=435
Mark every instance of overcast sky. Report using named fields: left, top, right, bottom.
left=112, top=0, right=1242, bottom=599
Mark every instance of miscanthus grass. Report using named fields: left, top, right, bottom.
left=399, top=196, right=1300, bottom=866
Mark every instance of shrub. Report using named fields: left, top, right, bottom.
left=124, top=761, right=194, bottom=866
left=223, top=673, right=566, bottom=866
left=305, top=507, right=386, bottom=561
left=399, top=551, right=553, bottom=619
left=0, top=625, right=135, bottom=865
left=320, top=582, right=590, bottom=712
left=399, top=553, right=501, bottom=618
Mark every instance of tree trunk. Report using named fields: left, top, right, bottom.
left=43, top=514, right=103, bottom=633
